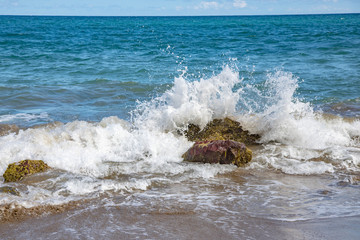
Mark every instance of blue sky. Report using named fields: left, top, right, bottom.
left=0, top=0, right=359, bottom=16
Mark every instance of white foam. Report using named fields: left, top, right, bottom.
left=62, top=177, right=150, bottom=195
left=235, top=70, right=360, bottom=174
left=240, top=71, right=360, bottom=148
left=248, top=144, right=335, bottom=174
left=0, top=116, right=192, bottom=177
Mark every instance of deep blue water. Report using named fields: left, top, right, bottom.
left=1, top=14, right=359, bottom=126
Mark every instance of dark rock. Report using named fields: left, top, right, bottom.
left=184, top=118, right=260, bottom=145
left=0, top=186, right=20, bottom=196
left=3, top=160, right=50, bottom=182
left=182, top=140, right=252, bottom=167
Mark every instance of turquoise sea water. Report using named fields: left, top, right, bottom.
left=1, top=14, right=360, bottom=239
left=1, top=14, right=359, bottom=125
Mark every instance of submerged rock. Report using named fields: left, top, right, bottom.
left=182, top=140, right=252, bottom=167
left=184, top=118, right=260, bottom=145
left=3, top=160, right=50, bottom=183
left=0, top=124, right=19, bottom=137
left=0, top=200, right=84, bottom=222
left=0, top=186, right=20, bottom=196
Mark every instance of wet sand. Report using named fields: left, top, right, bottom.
left=0, top=200, right=359, bottom=240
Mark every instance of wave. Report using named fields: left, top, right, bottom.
left=0, top=65, right=360, bottom=208
left=1, top=66, right=360, bottom=175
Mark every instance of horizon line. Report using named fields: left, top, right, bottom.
left=0, top=12, right=359, bottom=17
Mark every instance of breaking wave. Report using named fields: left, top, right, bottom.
left=1, top=65, right=359, bottom=207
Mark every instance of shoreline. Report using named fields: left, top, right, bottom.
left=1, top=199, right=359, bottom=240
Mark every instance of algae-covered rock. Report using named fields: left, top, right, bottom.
left=183, top=140, right=252, bottom=167
left=182, top=118, right=258, bottom=167
left=3, top=160, right=50, bottom=182
left=185, top=118, right=259, bottom=145
left=0, top=186, right=20, bottom=196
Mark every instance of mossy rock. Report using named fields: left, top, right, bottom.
left=0, top=186, right=20, bottom=196
left=3, top=160, right=50, bottom=183
left=184, top=118, right=260, bottom=145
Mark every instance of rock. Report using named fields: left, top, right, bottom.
left=182, top=118, right=258, bottom=167
left=0, top=124, right=19, bottom=136
left=0, top=200, right=84, bottom=222
left=182, top=140, right=252, bottom=167
left=0, top=186, right=20, bottom=196
left=184, top=118, right=259, bottom=145
left=3, top=160, right=50, bottom=182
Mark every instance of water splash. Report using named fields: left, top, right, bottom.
left=132, top=65, right=242, bottom=131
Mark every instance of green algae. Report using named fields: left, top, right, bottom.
left=185, top=118, right=260, bottom=145
left=3, top=160, right=50, bottom=183
left=0, top=186, right=20, bottom=196
left=233, top=147, right=252, bottom=167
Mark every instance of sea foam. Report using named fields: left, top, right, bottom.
left=237, top=70, right=360, bottom=174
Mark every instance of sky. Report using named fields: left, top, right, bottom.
left=0, top=0, right=359, bottom=16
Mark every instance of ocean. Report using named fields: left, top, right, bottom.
left=0, top=14, right=360, bottom=239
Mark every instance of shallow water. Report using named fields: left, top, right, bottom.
left=1, top=168, right=360, bottom=239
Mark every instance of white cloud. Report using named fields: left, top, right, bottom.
left=233, top=0, right=247, bottom=9
left=192, top=0, right=248, bottom=12
left=194, top=1, right=221, bottom=10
